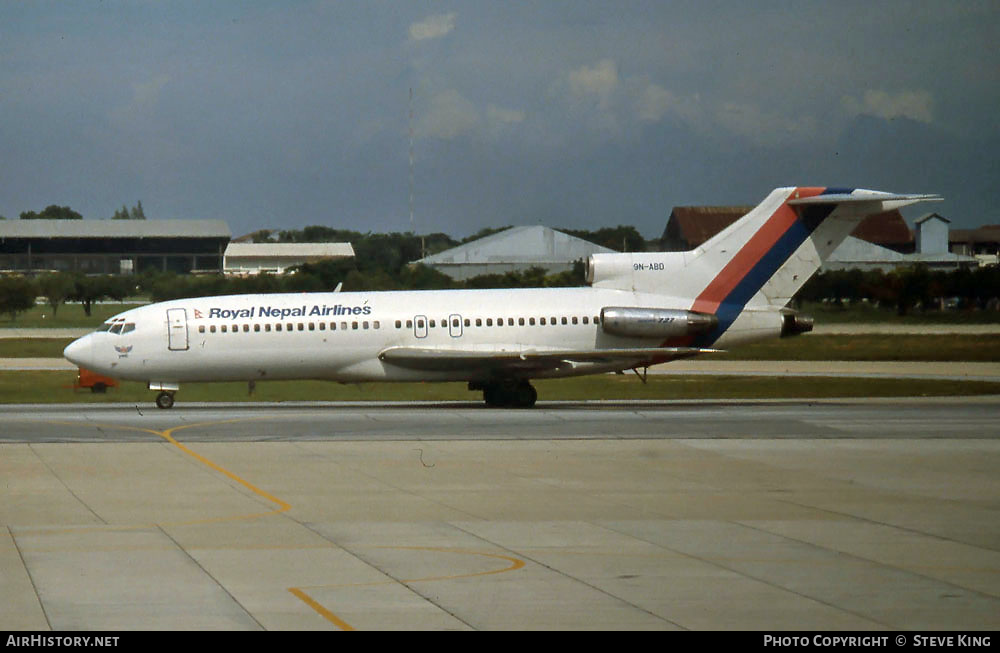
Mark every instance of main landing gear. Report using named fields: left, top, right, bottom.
left=155, top=391, right=175, bottom=409
left=472, top=380, right=538, bottom=408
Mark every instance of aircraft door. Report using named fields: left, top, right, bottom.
left=166, top=308, right=189, bottom=351
left=449, top=314, right=463, bottom=338
left=414, top=315, right=428, bottom=339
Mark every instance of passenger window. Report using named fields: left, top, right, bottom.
left=110, top=324, right=123, bottom=334
left=540, top=317, right=546, bottom=325
left=243, top=324, right=250, bottom=332
left=529, top=318, right=535, bottom=326
left=298, top=323, right=304, bottom=331
left=121, top=323, right=135, bottom=334
left=308, top=323, right=315, bottom=331
left=254, top=324, right=261, bottom=332
left=265, top=324, right=271, bottom=332
left=232, top=325, right=239, bottom=334
left=395, top=320, right=402, bottom=329
left=572, top=317, right=578, bottom=325
left=199, top=325, right=205, bottom=334
left=341, top=322, right=347, bottom=330
left=221, top=325, right=228, bottom=333
left=319, top=323, right=325, bottom=331
left=583, top=317, right=589, bottom=325
left=507, top=318, right=514, bottom=326
left=363, top=321, right=369, bottom=330
left=275, top=323, right=282, bottom=332
left=373, top=321, right=380, bottom=329
left=486, top=318, right=492, bottom=326
left=518, top=318, right=525, bottom=326
left=352, top=322, right=358, bottom=330
left=330, top=322, right=336, bottom=331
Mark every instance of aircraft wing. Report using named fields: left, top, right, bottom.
left=378, top=345, right=717, bottom=374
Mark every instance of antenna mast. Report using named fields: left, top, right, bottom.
left=410, top=87, right=425, bottom=258
left=409, top=87, right=414, bottom=231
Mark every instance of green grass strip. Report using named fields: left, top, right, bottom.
left=2, top=371, right=998, bottom=405
left=716, top=334, right=1000, bottom=362
left=0, top=303, right=145, bottom=329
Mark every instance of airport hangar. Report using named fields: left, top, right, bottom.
left=0, top=221, right=354, bottom=276
left=0, top=219, right=232, bottom=275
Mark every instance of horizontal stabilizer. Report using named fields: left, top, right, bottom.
left=788, top=191, right=942, bottom=209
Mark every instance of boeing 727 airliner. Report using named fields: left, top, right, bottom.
left=63, top=187, right=940, bottom=408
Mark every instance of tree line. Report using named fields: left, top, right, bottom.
left=5, top=202, right=147, bottom=221
left=1, top=218, right=998, bottom=321
left=796, top=266, right=1000, bottom=315
left=0, top=262, right=587, bottom=321
left=0, top=273, right=134, bottom=321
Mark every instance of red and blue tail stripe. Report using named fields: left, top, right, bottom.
left=684, top=186, right=852, bottom=347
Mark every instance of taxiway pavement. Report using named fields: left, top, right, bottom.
left=2, top=399, right=998, bottom=631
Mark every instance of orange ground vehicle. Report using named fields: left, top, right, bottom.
left=74, top=368, right=119, bottom=393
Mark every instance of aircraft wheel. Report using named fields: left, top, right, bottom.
left=155, top=391, right=175, bottom=410
left=483, top=384, right=504, bottom=407
left=515, top=382, right=537, bottom=408
left=483, top=381, right=536, bottom=408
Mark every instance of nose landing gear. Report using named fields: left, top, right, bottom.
left=155, top=391, right=175, bottom=409
left=149, top=383, right=180, bottom=409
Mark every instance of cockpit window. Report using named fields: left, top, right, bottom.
left=98, top=318, right=134, bottom=335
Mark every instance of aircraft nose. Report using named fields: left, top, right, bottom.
left=63, top=335, right=93, bottom=368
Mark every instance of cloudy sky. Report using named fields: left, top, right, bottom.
left=2, top=1, right=997, bottom=238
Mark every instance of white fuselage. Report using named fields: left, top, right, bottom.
left=62, top=186, right=939, bottom=406
left=64, top=286, right=782, bottom=386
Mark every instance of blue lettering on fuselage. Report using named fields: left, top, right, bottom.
left=207, top=304, right=372, bottom=320
left=208, top=307, right=255, bottom=320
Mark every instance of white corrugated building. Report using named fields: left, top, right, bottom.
left=412, top=226, right=615, bottom=280
left=223, top=243, right=354, bottom=275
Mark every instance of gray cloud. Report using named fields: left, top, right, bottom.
left=1, top=2, right=996, bottom=236
left=409, top=12, right=457, bottom=42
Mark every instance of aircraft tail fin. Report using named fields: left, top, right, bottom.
left=587, top=186, right=941, bottom=342
left=691, top=187, right=942, bottom=313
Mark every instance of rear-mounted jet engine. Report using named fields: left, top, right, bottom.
left=780, top=311, right=814, bottom=337
left=600, top=307, right=718, bottom=339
